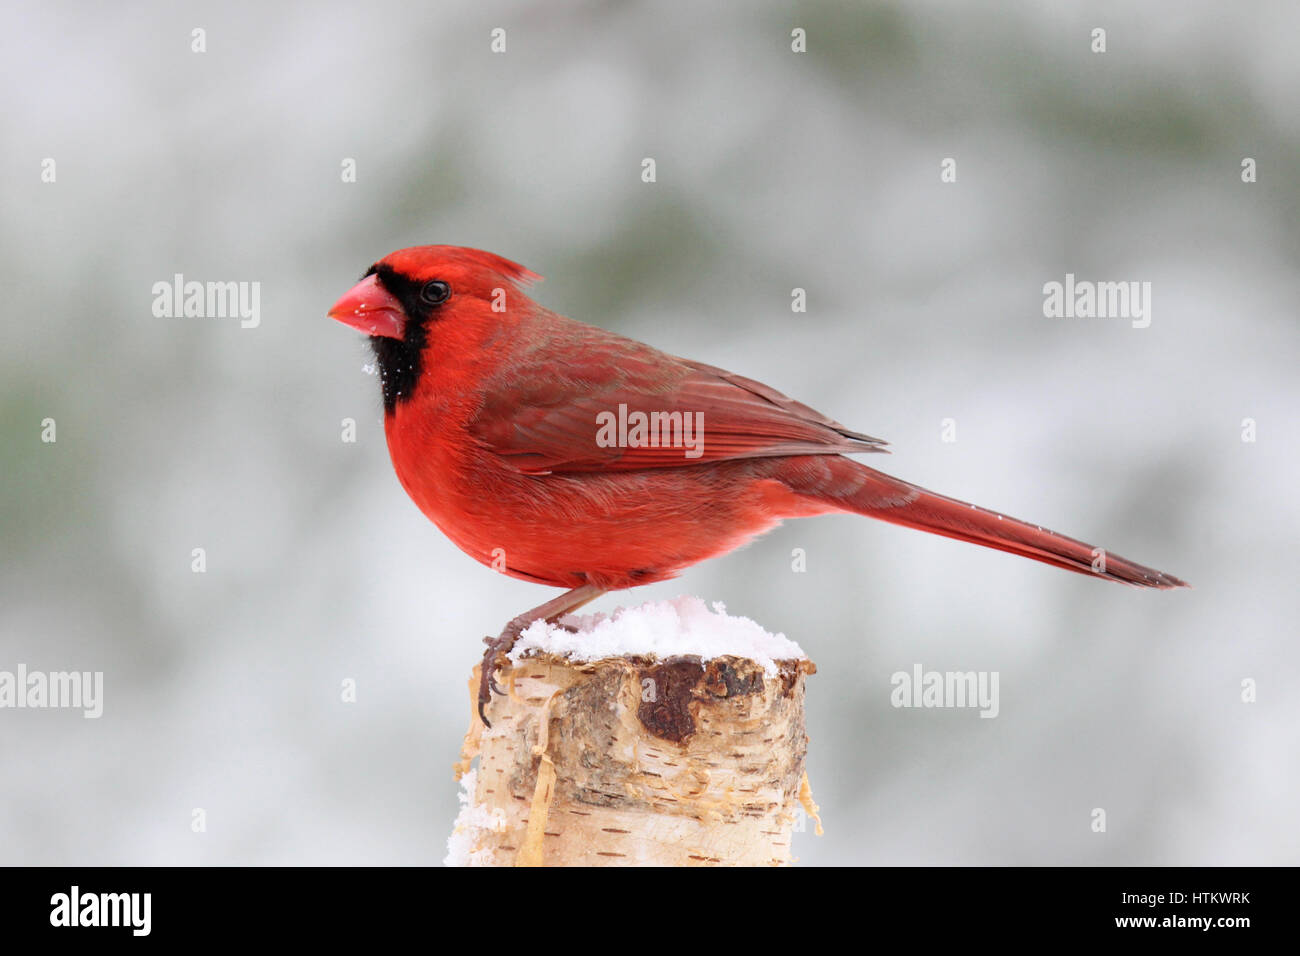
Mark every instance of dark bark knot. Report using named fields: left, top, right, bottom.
left=635, top=657, right=767, bottom=743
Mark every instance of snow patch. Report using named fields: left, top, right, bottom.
left=444, top=770, right=509, bottom=868
left=508, top=596, right=806, bottom=676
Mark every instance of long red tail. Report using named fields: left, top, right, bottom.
left=780, top=457, right=1187, bottom=589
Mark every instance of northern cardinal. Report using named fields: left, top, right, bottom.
left=329, top=245, right=1186, bottom=724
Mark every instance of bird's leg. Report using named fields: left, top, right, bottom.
left=478, top=584, right=605, bottom=727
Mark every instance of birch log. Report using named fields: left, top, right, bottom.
left=447, top=650, right=819, bottom=867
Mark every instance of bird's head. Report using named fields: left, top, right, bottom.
left=328, top=245, right=540, bottom=411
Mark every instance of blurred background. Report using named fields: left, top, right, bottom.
left=2, top=0, right=1296, bottom=866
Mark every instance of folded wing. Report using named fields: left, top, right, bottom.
left=469, top=319, right=885, bottom=474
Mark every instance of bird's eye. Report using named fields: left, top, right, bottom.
left=419, top=280, right=451, bottom=305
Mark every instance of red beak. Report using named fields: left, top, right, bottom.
left=328, top=274, right=407, bottom=339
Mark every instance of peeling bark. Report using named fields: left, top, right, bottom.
left=448, top=652, right=817, bottom=866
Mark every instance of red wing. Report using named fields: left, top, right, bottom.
left=468, top=322, right=886, bottom=474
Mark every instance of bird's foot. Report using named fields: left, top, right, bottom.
left=474, top=585, right=606, bottom=728
left=477, top=619, right=528, bottom=728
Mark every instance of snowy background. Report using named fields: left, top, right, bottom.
left=2, top=0, right=1296, bottom=865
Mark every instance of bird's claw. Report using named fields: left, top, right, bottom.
left=474, top=597, right=601, bottom=728
left=477, top=620, right=526, bottom=729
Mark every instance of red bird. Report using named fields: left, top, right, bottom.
left=329, top=245, right=1186, bottom=723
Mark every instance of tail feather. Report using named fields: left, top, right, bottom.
left=787, top=458, right=1187, bottom=589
